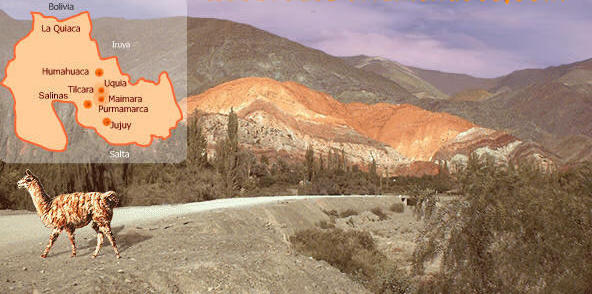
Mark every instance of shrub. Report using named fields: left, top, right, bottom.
left=412, top=159, right=592, bottom=293
left=316, top=220, right=335, bottom=229
left=389, top=203, right=404, bottom=213
left=370, top=207, right=389, bottom=220
left=411, top=189, right=438, bottom=220
left=339, top=208, right=359, bottom=218
left=290, top=228, right=410, bottom=293
left=322, top=209, right=339, bottom=217
left=258, top=175, right=275, bottom=188
left=406, top=197, right=417, bottom=206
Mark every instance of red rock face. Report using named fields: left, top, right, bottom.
left=342, top=103, right=474, bottom=160
left=183, top=77, right=548, bottom=175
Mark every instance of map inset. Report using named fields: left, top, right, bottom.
left=0, top=4, right=187, bottom=164
left=2, top=12, right=183, bottom=152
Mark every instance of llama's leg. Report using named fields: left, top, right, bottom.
left=65, top=227, right=77, bottom=257
left=41, top=229, right=61, bottom=258
left=100, top=225, right=121, bottom=259
left=91, top=222, right=104, bottom=258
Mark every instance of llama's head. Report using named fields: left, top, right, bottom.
left=17, top=169, right=38, bottom=189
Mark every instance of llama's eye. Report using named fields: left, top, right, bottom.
left=26, top=178, right=32, bottom=182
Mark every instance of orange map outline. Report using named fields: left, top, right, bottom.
left=0, top=11, right=184, bottom=152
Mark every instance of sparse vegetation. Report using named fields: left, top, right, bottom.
left=389, top=203, right=404, bottom=213
left=298, top=147, right=384, bottom=196
left=370, top=207, right=389, bottom=220
left=339, top=208, right=359, bottom=218
left=321, top=209, right=339, bottom=218
left=316, top=220, right=335, bottom=230
left=290, top=228, right=411, bottom=293
left=299, top=159, right=592, bottom=293
left=411, top=157, right=592, bottom=293
left=411, top=189, right=438, bottom=220
left=385, top=163, right=455, bottom=196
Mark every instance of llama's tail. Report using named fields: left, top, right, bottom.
left=100, top=191, right=119, bottom=209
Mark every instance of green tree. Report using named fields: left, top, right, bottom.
left=327, top=149, right=334, bottom=171
left=336, top=149, right=344, bottom=171
left=187, top=114, right=208, bottom=167
left=215, top=108, right=240, bottom=197
left=339, top=148, right=346, bottom=171
left=305, top=145, right=315, bottom=182
left=369, top=156, right=377, bottom=178
left=227, top=108, right=239, bottom=154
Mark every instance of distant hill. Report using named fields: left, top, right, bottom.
left=409, top=58, right=592, bottom=96
left=187, top=18, right=418, bottom=105
left=477, top=60, right=592, bottom=141
left=549, top=135, right=592, bottom=163
left=345, top=54, right=591, bottom=164
left=342, top=55, right=448, bottom=100
left=449, top=89, right=492, bottom=102
left=409, top=58, right=592, bottom=163
left=406, top=66, right=497, bottom=96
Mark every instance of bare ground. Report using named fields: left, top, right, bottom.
left=0, top=196, right=423, bottom=293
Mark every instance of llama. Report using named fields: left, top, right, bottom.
left=17, top=169, right=121, bottom=259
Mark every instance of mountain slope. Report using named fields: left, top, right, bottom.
left=341, top=54, right=591, bottom=156
left=185, top=77, right=477, bottom=161
left=407, top=66, right=497, bottom=96
left=491, top=60, right=592, bottom=92
left=408, top=57, right=592, bottom=96
left=342, top=55, right=448, bottom=99
left=185, top=77, right=409, bottom=170
left=183, top=77, right=550, bottom=174
left=444, top=59, right=592, bottom=142
left=408, top=58, right=592, bottom=163
left=450, top=89, right=491, bottom=101
left=185, top=18, right=591, bottom=164
left=187, top=18, right=418, bottom=105
left=449, top=89, right=492, bottom=102
left=549, top=135, right=592, bottom=163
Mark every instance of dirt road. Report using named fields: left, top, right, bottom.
left=0, top=195, right=421, bottom=293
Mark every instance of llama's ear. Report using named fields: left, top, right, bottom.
left=25, top=169, right=32, bottom=176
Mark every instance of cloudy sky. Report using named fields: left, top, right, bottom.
left=2, top=0, right=591, bottom=77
